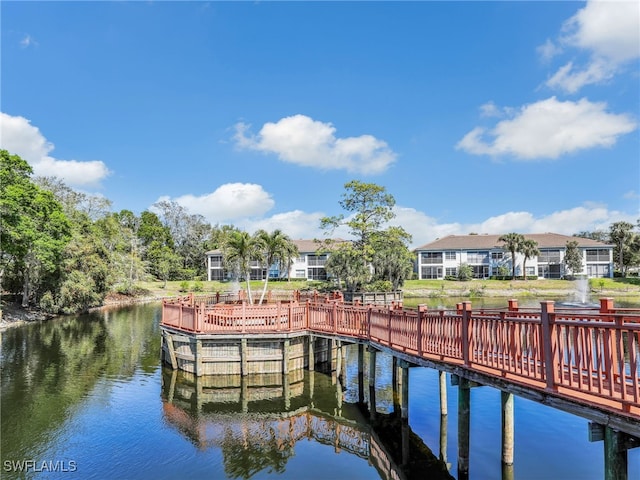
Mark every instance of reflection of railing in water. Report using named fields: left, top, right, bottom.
left=161, top=368, right=452, bottom=480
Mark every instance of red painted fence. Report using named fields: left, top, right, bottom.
left=162, top=295, right=640, bottom=421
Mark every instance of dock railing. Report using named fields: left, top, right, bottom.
left=162, top=294, right=640, bottom=421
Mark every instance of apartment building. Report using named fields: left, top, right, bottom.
left=414, top=233, right=613, bottom=280
left=206, top=239, right=343, bottom=282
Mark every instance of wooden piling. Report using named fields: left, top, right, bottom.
left=369, top=347, right=377, bottom=420
left=458, top=377, right=471, bottom=480
left=501, top=391, right=514, bottom=466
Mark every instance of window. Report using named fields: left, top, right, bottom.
left=210, top=269, right=225, bottom=281
left=445, top=251, right=456, bottom=260
left=471, top=265, right=489, bottom=278
left=587, top=264, right=610, bottom=278
left=421, top=266, right=442, bottom=279
left=538, top=264, right=562, bottom=279
left=586, top=249, right=610, bottom=262
left=491, top=251, right=503, bottom=260
left=307, top=267, right=327, bottom=280
left=539, top=249, right=561, bottom=263
left=421, top=252, right=443, bottom=264
left=445, top=267, right=457, bottom=277
left=209, top=255, right=223, bottom=268
left=525, top=266, right=536, bottom=277
left=295, top=269, right=306, bottom=278
left=467, top=251, right=489, bottom=264
left=307, top=254, right=327, bottom=266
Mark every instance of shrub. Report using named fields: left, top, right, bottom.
left=179, top=281, right=190, bottom=292
left=192, top=281, right=204, bottom=292
left=39, top=291, right=58, bottom=314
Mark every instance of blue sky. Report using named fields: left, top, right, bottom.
left=2, top=1, right=638, bottom=247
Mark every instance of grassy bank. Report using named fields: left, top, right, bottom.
left=133, top=277, right=640, bottom=301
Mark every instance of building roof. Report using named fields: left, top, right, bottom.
left=206, top=238, right=348, bottom=256
left=414, top=233, right=612, bottom=251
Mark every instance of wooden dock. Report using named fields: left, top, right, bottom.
left=161, top=293, right=640, bottom=433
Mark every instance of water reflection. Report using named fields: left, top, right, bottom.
left=161, top=368, right=452, bottom=480
left=0, top=304, right=161, bottom=465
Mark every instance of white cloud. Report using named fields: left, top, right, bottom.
left=157, top=183, right=275, bottom=223
left=545, top=0, right=640, bottom=92
left=537, top=38, right=562, bottom=63
left=0, top=112, right=111, bottom=187
left=239, top=210, right=329, bottom=239
left=20, top=34, right=37, bottom=48
left=456, top=97, right=636, bottom=160
left=402, top=204, right=637, bottom=248
left=233, top=114, right=396, bottom=174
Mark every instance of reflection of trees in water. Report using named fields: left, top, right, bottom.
left=221, top=421, right=294, bottom=479
left=1, top=303, right=161, bottom=461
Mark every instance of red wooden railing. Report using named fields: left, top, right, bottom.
left=161, top=295, right=640, bottom=421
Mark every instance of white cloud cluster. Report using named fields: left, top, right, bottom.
left=157, top=183, right=276, bottom=223
left=0, top=112, right=111, bottom=187
left=456, top=97, right=636, bottom=160
left=391, top=204, right=636, bottom=248
left=542, top=0, right=640, bottom=93
left=233, top=114, right=396, bottom=174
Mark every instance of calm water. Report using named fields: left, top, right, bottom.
left=1, top=302, right=639, bottom=479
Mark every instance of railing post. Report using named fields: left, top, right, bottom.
left=388, top=306, right=393, bottom=346
left=462, top=301, right=471, bottom=366
left=276, top=301, right=281, bottom=331
left=196, top=302, right=205, bottom=332
left=540, top=301, right=556, bottom=390
left=333, top=302, right=338, bottom=334
left=367, top=305, right=372, bottom=340
left=508, top=299, right=518, bottom=312
left=417, top=305, right=426, bottom=357
left=600, top=298, right=614, bottom=314
left=306, top=299, right=310, bottom=329
left=288, top=302, right=293, bottom=330
left=242, top=301, right=246, bottom=333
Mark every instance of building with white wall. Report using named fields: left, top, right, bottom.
left=206, top=239, right=345, bottom=282
left=413, top=233, right=613, bottom=280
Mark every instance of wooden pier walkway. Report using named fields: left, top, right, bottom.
left=161, top=293, right=640, bottom=436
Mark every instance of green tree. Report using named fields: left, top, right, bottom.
left=254, top=229, right=298, bottom=304
left=324, top=243, right=369, bottom=291
left=0, top=150, right=71, bottom=306
left=370, top=226, right=414, bottom=290
left=457, top=263, right=473, bottom=281
left=320, top=180, right=395, bottom=275
left=222, top=230, right=259, bottom=303
left=520, top=238, right=539, bottom=280
left=498, top=233, right=525, bottom=279
left=609, top=221, right=636, bottom=276
left=564, top=240, right=583, bottom=278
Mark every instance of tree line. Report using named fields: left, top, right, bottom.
left=1, top=150, right=294, bottom=312
left=2, top=149, right=638, bottom=313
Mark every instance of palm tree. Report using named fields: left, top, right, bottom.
left=498, top=233, right=525, bottom=279
left=223, top=230, right=258, bottom=303
left=254, top=229, right=297, bottom=304
left=520, top=239, right=539, bottom=280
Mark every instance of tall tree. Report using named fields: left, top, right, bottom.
left=254, top=229, right=298, bottom=304
left=520, top=239, right=539, bottom=280
left=324, top=243, right=369, bottom=291
left=564, top=240, right=583, bottom=277
left=0, top=150, right=71, bottom=306
left=498, top=233, right=525, bottom=279
left=320, top=180, right=395, bottom=283
left=222, top=230, right=259, bottom=303
left=609, top=221, right=635, bottom=276
left=370, top=226, right=414, bottom=290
